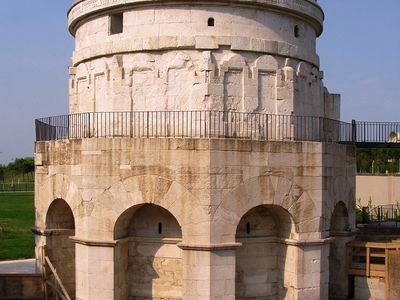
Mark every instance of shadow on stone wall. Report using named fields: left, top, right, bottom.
left=114, top=204, right=182, bottom=299
left=45, top=198, right=76, bottom=299
left=235, top=204, right=295, bottom=299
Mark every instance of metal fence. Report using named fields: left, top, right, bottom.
left=353, top=121, right=400, bottom=143
left=0, top=182, right=34, bottom=192
left=35, top=111, right=352, bottom=143
left=361, top=205, right=400, bottom=227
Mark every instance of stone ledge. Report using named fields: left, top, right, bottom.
left=119, top=236, right=182, bottom=244
left=32, top=227, right=74, bottom=236
left=72, top=36, right=320, bottom=67
left=237, top=236, right=335, bottom=246
left=71, top=236, right=117, bottom=247
left=38, top=137, right=327, bottom=156
left=177, top=242, right=242, bottom=251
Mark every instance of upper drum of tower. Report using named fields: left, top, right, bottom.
left=67, top=0, right=324, bottom=67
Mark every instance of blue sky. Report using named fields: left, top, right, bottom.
left=0, top=0, right=399, bottom=164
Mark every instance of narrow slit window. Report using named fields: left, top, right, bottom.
left=294, top=25, right=300, bottom=38
left=110, top=13, right=123, bottom=35
left=246, top=222, right=251, bottom=234
left=208, top=17, right=215, bottom=27
left=158, top=222, right=163, bottom=234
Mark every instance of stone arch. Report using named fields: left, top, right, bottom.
left=330, top=201, right=350, bottom=232
left=254, top=55, right=279, bottom=72
left=220, top=53, right=247, bottom=111
left=126, top=53, right=157, bottom=110
left=296, top=61, right=311, bottom=78
left=213, top=175, right=319, bottom=243
left=331, top=176, right=356, bottom=231
left=114, top=203, right=182, bottom=240
left=329, top=201, right=352, bottom=299
left=46, top=198, right=75, bottom=230
left=90, top=175, right=202, bottom=242
left=235, top=204, right=296, bottom=299
left=236, top=204, right=295, bottom=239
left=73, top=62, right=93, bottom=112
left=45, top=199, right=76, bottom=298
left=36, top=174, right=81, bottom=230
left=113, top=203, right=183, bottom=299
left=253, top=55, right=279, bottom=112
left=89, top=57, right=111, bottom=112
left=220, top=53, right=247, bottom=72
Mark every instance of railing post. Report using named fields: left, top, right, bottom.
left=147, top=111, right=149, bottom=138
left=378, top=206, right=381, bottom=224
left=208, top=111, right=211, bottom=138
left=88, top=112, right=91, bottom=137
left=130, top=111, right=133, bottom=138
left=67, top=115, right=70, bottom=140
left=362, top=207, right=369, bottom=224
left=352, top=119, right=357, bottom=143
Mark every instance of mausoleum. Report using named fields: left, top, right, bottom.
left=34, top=0, right=356, bottom=299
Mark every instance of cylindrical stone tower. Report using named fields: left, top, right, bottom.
left=34, top=1, right=356, bottom=299
left=67, top=0, right=332, bottom=118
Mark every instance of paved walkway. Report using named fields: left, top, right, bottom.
left=0, top=259, right=38, bottom=274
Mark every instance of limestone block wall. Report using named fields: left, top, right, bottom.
left=354, top=277, right=386, bottom=300
left=66, top=0, right=338, bottom=120
left=0, top=274, right=42, bottom=300
left=128, top=240, right=182, bottom=298
left=72, top=5, right=319, bottom=60
left=46, top=231, right=76, bottom=297
left=68, top=1, right=323, bottom=66
left=34, top=138, right=355, bottom=299
left=69, top=51, right=333, bottom=119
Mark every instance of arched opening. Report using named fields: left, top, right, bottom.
left=114, top=204, right=182, bottom=299
left=235, top=205, right=296, bottom=299
left=45, top=199, right=76, bottom=298
left=329, top=201, right=351, bottom=299
left=207, top=17, right=215, bottom=27
left=294, top=25, right=300, bottom=37
left=330, top=201, right=350, bottom=232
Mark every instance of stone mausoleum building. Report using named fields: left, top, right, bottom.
left=34, top=0, right=356, bottom=299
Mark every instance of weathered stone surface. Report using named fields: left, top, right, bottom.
left=35, top=138, right=355, bottom=299
left=0, top=274, right=42, bottom=300
left=34, top=0, right=357, bottom=299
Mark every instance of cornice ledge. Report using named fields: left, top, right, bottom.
left=177, top=242, right=242, bottom=251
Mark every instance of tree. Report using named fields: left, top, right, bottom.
left=7, top=157, right=34, bottom=176
left=0, top=166, right=4, bottom=181
left=357, top=148, right=400, bottom=174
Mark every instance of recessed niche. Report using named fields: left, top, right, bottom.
left=110, top=13, right=123, bottom=35
left=294, top=25, right=300, bottom=38
left=246, top=222, right=251, bottom=234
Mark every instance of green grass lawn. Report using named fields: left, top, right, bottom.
left=0, top=192, right=35, bottom=260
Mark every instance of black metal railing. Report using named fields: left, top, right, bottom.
left=361, top=205, right=400, bottom=227
left=353, top=121, right=400, bottom=143
left=35, top=111, right=352, bottom=143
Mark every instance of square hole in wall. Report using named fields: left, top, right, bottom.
left=110, top=13, right=123, bottom=35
